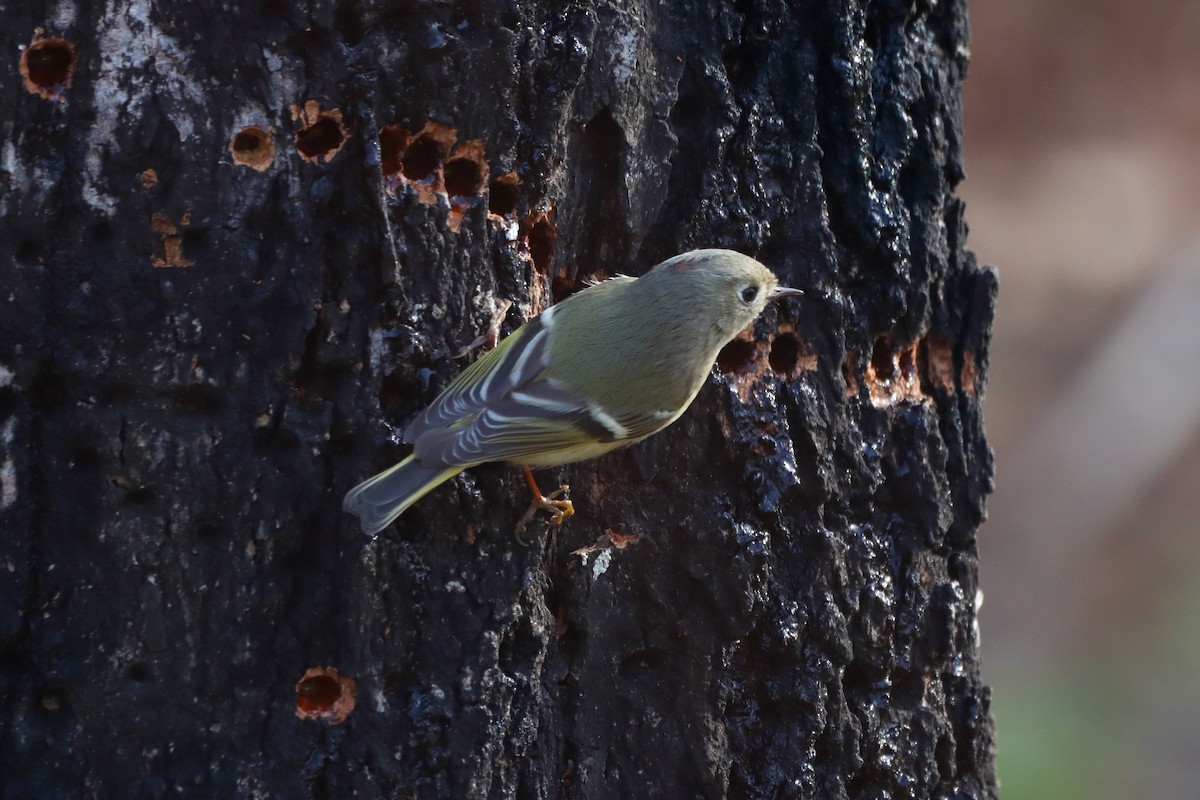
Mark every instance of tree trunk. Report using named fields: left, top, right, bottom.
left=1, top=1, right=997, bottom=798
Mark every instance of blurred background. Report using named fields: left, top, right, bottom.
left=960, top=0, right=1200, bottom=797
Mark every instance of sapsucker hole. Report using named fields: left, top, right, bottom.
left=231, top=126, right=275, bottom=170
left=21, top=38, right=77, bottom=97
left=870, top=335, right=895, bottom=382
left=921, top=333, right=956, bottom=393
left=295, top=116, right=345, bottom=161
left=379, top=125, right=410, bottom=176
left=294, top=668, right=356, bottom=724
left=232, top=129, right=263, bottom=153
left=443, top=156, right=483, bottom=198
left=768, top=332, right=802, bottom=376
left=296, top=674, right=342, bottom=712
left=488, top=173, right=520, bottom=216
left=401, top=135, right=442, bottom=181
left=527, top=217, right=557, bottom=275
left=716, top=338, right=757, bottom=374
left=897, top=344, right=916, bottom=381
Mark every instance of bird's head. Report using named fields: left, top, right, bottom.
left=648, top=249, right=803, bottom=342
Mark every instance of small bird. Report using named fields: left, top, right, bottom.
left=344, top=248, right=803, bottom=534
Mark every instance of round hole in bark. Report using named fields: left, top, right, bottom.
left=444, top=156, right=483, bottom=198
left=401, top=135, right=442, bottom=181
left=716, top=338, right=757, bottom=374
left=296, top=674, right=342, bottom=713
left=768, top=332, right=802, bottom=376
left=21, top=37, right=77, bottom=98
left=294, top=668, right=356, bottom=724
left=489, top=173, right=520, bottom=216
left=232, top=129, right=264, bottom=154
left=379, top=125, right=410, bottom=176
left=295, top=116, right=345, bottom=161
left=230, top=126, right=275, bottom=171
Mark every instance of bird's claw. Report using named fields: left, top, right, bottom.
left=540, top=485, right=574, bottom=525
left=515, top=484, right=574, bottom=543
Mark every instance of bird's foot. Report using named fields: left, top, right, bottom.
left=515, top=467, right=574, bottom=543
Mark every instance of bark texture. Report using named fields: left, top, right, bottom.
left=1, top=1, right=997, bottom=798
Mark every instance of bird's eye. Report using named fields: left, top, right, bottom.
left=740, top=285, right=759, bottom=303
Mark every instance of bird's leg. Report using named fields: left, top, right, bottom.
left=515, top=465, right=574, bottom=538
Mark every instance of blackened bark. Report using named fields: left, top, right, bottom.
left=1, top=1, right=997, bottom=798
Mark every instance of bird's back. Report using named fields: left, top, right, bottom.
left=545, top=273, right=721, bottom=425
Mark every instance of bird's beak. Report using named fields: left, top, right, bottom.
left=769, top=286, right=804, bottom=300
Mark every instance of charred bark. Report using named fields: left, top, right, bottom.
left=1, top=1, right=996, bottom=798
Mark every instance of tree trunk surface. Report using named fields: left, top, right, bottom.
left=1, top=1, right=997, bottom=798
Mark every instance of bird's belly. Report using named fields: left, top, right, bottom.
left=513, top=438, right=629, bottom=468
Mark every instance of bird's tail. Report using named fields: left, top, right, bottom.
left=343, top=455, right=461, bottom=534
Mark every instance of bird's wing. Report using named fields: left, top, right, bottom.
left=410, top=379, right=678, bottom=468
left=404, top=280, right=678, bottom=467
left=404, top=315, right=553, bottom=442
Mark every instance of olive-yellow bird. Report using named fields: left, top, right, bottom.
left=344, top=249, right=802, bottom=534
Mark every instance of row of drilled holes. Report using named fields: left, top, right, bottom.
left=230, top=120, right=526, bottom=219
left=716, top=332, right=806, bottom=378
left=716, top=331, right=973, bottom=399
left=22, top=36, right=526, bottom=228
